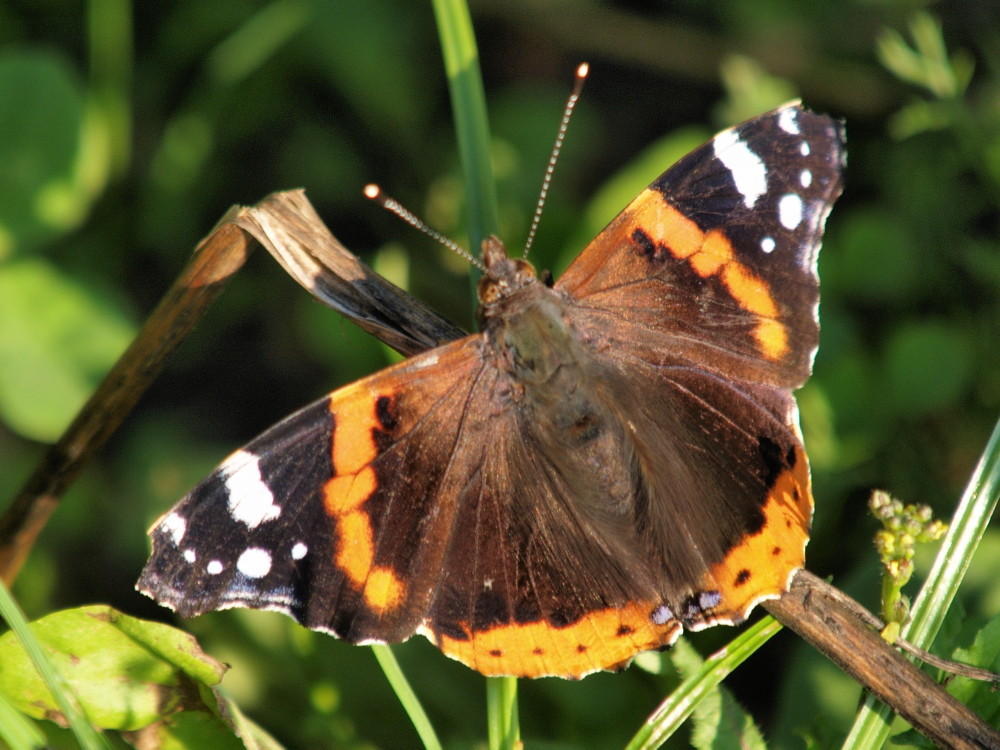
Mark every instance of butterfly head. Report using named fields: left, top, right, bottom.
left=477, top=235, right=539, bottom=311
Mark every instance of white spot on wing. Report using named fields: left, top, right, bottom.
left=291, top=542, right=308, bottom=560
left=207, top=560, right=224, bottom=575
left=713, top=129, right=767, bottom=208
left=778, top=107, right=800, bottom=134
left=800, top=141, right=811, bottom=156
left=183, top=549, right=196, bottom=563
left=779, top=193, right=804, bottom=229
left=651, top=604, right=674, bottom=625
left=237, top=548, right=272, bottom=578
left=699, top=590, right=722, bottom=610
left=161, top=512, right=186, bottom=546
left=800, top=169, right=812, bottom=188
left=222, top=450, right=282, bottom=527
left=760, top=236, right=776, bottom=253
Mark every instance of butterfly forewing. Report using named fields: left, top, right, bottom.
left=558, top=102, right=845, bottom=389
left=140, top=339, right=484, bottom=643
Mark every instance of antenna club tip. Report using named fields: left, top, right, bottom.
left=363, top=184, right=381, bottom=199
left=576, top=62, right=590, bottom=78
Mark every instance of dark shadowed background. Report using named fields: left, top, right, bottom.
left=2, top=1, right=999, bottom=747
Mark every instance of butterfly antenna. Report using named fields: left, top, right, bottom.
left=522, top=62, right=589, bottom=259
left=364, top=184, right=486, bottom=272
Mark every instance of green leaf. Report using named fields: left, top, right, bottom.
left=0, top=259, right=135, bottom=441
left=833, top=210, right=923, bottom=304
left=0, top=51, right=86, bottom=256
left=305, top=0, right=432, bottom=147
left=0, top=605, right=226, bottom=731
left=945, top=614, right=1000, bottom=726
left=717, top=54, right=798, bottom=125
left=125, top=710, right=247, bottom=750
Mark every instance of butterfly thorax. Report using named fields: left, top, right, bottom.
left=477, top=235, right=584, bottom=389
left=477, top=235, right=637, bottom=517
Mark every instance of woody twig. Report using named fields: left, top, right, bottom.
left=0, top=189, right=459, bottom=586
left=766, top=571, right=1000, bottom=749
left=0, top=209, right=252, bottom=585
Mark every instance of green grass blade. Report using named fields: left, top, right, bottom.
left=0, top=690, right=46, bottom=750
left=626, top=616, right=783, bottom=750
left=430, top=3, right=518, bottom=747
left=205, top=0, right=310, bottom=87
left=843, top=413, right=1000, bottom=748
left=487, top=675, right=520, bottom=750
left=0, top=582, right=112, bottom=750
left=431, top=0, right=500, bottom=278
left=370, top=644, right=443, bottom=750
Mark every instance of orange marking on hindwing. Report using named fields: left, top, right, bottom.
left=436, top=602, right=681, bottom=678
left=324, top=382, right=406, bottom=614
left=700, top=444, right=813, bottom=621
left=629, top=189, right=789, bottom=360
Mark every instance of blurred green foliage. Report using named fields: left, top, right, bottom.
left=1, top=1, right=999, bottom=748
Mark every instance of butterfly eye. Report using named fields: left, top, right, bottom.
left=478, top=277, right=504, bottom=305
left=513, top=259, right=537, bottom=286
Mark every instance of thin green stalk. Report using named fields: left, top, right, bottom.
left=842, top=414, right=1000, bottom=748
left=431, top=0, right=500, bottom=291
left=487, top=675, right=520, bottom=750
left=0, top=691, right=46, bottom=750
left=370, top=644, right=443, bottom=750
left=626, top=616, right=783, bottom=750
left=0, top=580, right=112, bottom=750
left=430, top=3, right=518, bottom=747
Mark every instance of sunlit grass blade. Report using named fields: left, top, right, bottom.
left=0, top=581, right=112, bottom=750
left=430, top=2, right=518, bottom=748
left=431, top=0, right=500, bottom=286
left=486, top=675, right=520, bottom=750
left=626, top=616, right=783, bottom=750
left=370, top=644, right=442, bottom=750
left=85, top=0, right=132, bottom=185
left=205, top=0, right=310, bottom=86
left=843, top=413, right=1000, bottom=748
left=0, top=690, right=46, bottom=750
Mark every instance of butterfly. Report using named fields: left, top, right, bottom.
left=138, top=102, right=845, bottom=678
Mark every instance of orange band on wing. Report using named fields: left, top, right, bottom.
left=629, top=189, right=789, bottom=360
left=323, top=382, right=406, bottom=614
left=699, top=444, right=813, bottom=623
left=435, top=602, right=681, bottom=678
